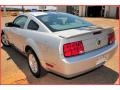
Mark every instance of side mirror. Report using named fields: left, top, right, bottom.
left=5, top=22, right=13, bottom=27
left=5, top=22, right=20, bottom=28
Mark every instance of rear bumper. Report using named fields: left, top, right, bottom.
left=55, top=41, right=117, bottom=78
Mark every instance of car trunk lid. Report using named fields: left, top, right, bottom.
left=54, top=26, right=114, bottom=54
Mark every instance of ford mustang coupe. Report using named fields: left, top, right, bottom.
left=1, top=12, right=117, bottom=78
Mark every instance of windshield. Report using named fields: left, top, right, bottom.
left=36, top=12, right=93, bottom=32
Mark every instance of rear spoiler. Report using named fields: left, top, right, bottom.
left=58, top=27, right=114, bottom=39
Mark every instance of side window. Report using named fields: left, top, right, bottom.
left=27, top=20, right=39, bottom=30
left=13, top=15, right=28, bottom=29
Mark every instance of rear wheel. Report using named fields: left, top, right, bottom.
left=1, top=33, right=10, bottom=47
left=27, top=49, right=47, bottom=78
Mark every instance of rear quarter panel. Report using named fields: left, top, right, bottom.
left=24, top=31, right=62, bottom=70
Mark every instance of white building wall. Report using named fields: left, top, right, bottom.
left=108, top=6, right=117, bottom=18
left=57, top=6, right=67, bottom=12
left=39, top=6, right=46, bottom=10
left=104, top=6, right=117, bottom=18
left=79, top=6, right=86, bottom=17
left=104, top=6, right=110, bottom=17
left=78, top=6, right=82, bottom=16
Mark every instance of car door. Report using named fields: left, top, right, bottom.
left=9, top=15, right=28, bottom=52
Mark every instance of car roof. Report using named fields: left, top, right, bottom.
left=24, top=11, right=65, bottom=17
left=25, top=12, right=48, bottom=16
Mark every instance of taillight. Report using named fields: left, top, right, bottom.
left=108, top=32, right=115, bottom=45
left=63, top=41, right=84, bottom=57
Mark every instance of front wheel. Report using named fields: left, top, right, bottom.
left=1, top=33, right=10, bottom=47
left=27, top=49, right=47, bottom=78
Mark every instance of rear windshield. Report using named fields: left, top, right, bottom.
left=36, top=12, right=93, bottom=32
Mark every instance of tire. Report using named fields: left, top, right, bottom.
left=27, top=49, right=47, bottom=78
left=1, top=33, right=10, bottom=47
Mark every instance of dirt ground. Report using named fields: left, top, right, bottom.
left=1, top=16, right=119, bottom=84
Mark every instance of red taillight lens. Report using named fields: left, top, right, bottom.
left=108, top=32, right=115, bottom=45
left=63, top=41, right=84, bottom=57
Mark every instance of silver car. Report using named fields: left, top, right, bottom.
left=1, top=12, right=117, bottom=78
